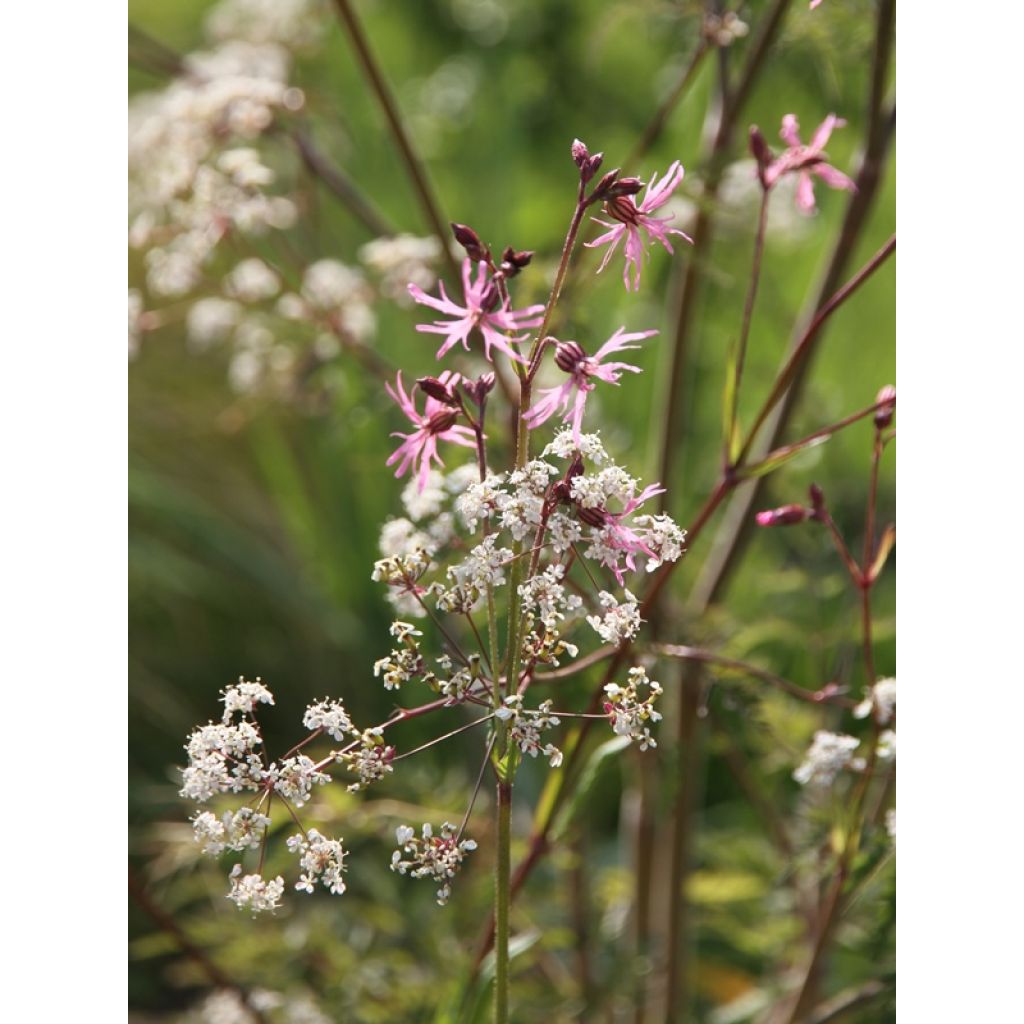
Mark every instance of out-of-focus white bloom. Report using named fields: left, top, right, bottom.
left=301, top=260, right=369, bottom=310
left=286, top=828, right=348, bottom=895
left=587, top=590, right=641, bottom=645
left=402, top=469, right=446, bottom=521
left=704, top=10, right=749, bottom=46
left=225, top=258, right=280, bottom=301
left=227, top=865, right=285, bottom=914
left=718, top=159, right=812, bottom=242
left=390, top=821, right=477, bottom=905
left=205, top=0, right=326, bottom=49
left=877, top=729, right=897, bottom=761
left=854, top=677, right=896, bottom=725
left=793, top=731, right=862, bottom=786
left=187, top=298, right=242, bottom=349
left=379, top=517, right=434, bottom=560
left=217, top=146, right=275, bottom=187
left=885, top=808, right=896, bottom=845
left=359, top=233, right=441, bottom=303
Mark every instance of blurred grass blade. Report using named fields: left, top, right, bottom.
left=868, top=523, right=896, bottom=581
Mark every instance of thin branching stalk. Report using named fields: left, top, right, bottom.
left=332, top=0, right=459, bottom=281
left=289, top=128, right=398, bottom=238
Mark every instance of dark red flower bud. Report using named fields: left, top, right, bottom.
left=749, top=125, right=772, bottom=187
left=874, top=385, right=896, bottom=429
left=808, top=483, right=826, bottom=515
left=754, top=504, right=811, bottom=528
left=588, top=167, right=622, bottom=203
left=571, top=138, right=590, bottom=168
left=461, top=372, right=496, bottom=406
left=500, top=246, right=534, bottom=277
left=451, top=222, right=489, bottom=263
left=607, top=176, right=644, bottom=198
left=417, top=376, right=460, bottom=406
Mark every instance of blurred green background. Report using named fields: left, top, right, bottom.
left=129, top=1, right=894, bottom=1020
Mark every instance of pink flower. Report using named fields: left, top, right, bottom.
left=524, top=328, right=657, bottom=441
left=579, top=483, right=667, bottom=584
left=407, top=258, right=544, bottom=364
left=764, top=114, right=856, bottom=214
left=585, top=162, right=692, bottom=292
left=385, top=371, right=476, bottom=492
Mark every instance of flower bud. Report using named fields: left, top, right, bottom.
left=450, top=222, right=489, bottom=263
left=607, top=176, right=644, bottom=198
left=808, top=483, right=826, bottom=516
left=754, top=504, right=811, bottom=528
left=749, top=125, right=772, bottom=187
left=500, top=246, right=534, bottom=277
left=588, top=167, right=622, bottom=203
left=571, top=139, right=590, bottom=168
left=461, top=372, right=496, bottom=406
left=417, top=376, right=460, bottom=406
left=874, top=385, right=896, bottom=429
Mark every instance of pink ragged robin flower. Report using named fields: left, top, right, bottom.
left=578, top=483, right=669, bottom=584
left=764, top=114, right=856, bottom=214
left=524, top=328, right=657, bottom=441
left=407, top=258, right=544, bottom=364
left=585, top=162, right=692, bottom=292
left=385, top=371, right=476, bottom=492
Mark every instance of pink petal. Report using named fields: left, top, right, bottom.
left=809, top=113, right=843, bottom=152
left=795, top=172, right=817, bottom=214
left=640, top=161, right=685, bottom=213
left=813, top=162, right=856, bottom=192
left=780, top=114, right=802, bottom=148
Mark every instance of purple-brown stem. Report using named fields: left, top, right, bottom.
left=332, top=0, right=459, bottom=282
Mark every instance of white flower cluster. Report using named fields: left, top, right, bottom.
left=220, top=676, right=275, bottom=719
left=390, top=823, right=478, bottom=905
left=337, top=728, right=395, bottom=792
left=587, top=589, right=641, bottom=645
left=192, top=807, right=271, bottom=855
left=373, top=621, right=427, bottom=691
left=440, top=535, right=514, bottom=612
left=603, top=668, right=663, bottom=750
left=854, top=676, right=896, bottom=725
left=793, top=731, right=865, bottom=787
left=286, top=828, right=348, bottom=895
left=495, top=696, right=563, bottom=766
left=227, top=864, right=286, bottom=914
left=359, top=234, right=442, bottom=303
left=302, top=698, right=354, bottom=741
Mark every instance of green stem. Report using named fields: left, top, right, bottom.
left=495, top=779, right=513, bottom=1024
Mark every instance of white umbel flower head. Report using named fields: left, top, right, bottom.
left=793, top=731, right=863, bottom=786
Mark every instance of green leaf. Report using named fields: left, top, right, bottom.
left=735, top=434, right=830, bottom=480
